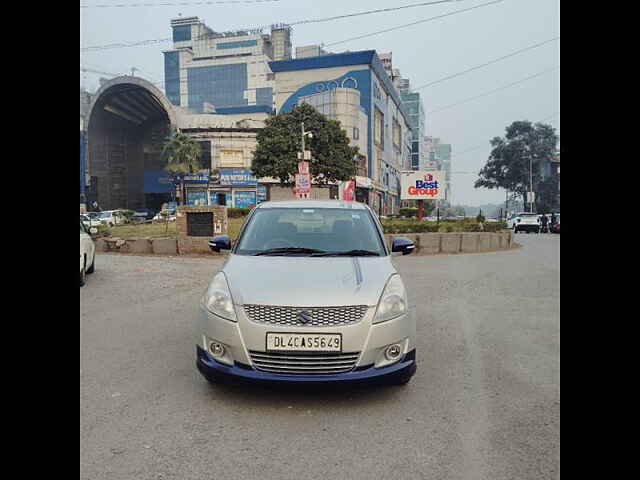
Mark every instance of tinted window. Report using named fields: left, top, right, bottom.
left=236, top=208, right=386, bottom=256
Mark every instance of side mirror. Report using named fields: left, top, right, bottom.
left=391, top=237, right=415, bottom=255
left=89, top=227, right=98, bottom=235
left=209, top=235, right=231, bottom=253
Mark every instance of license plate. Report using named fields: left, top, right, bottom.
left=266, top=333, right=342, bottom=352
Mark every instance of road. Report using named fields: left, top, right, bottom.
left=80, top=233, right=559, bottom=480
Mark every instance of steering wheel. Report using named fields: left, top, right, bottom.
left=263, top=238, right=294, bottom=249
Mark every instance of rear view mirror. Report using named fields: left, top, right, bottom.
left=209, top=235, right=231, bottom=253
left=391, top=237, right=415, bottom=255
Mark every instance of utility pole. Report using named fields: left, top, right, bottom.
left=529, top=151, right=534, bottom=213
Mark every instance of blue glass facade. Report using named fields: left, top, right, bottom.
left=255, top=87, right=273, bottom=107
left=172, top=25, right=191, bottom=42
left=187, top=64, right=248, bottom=112
left=164, top=51, right=180, bottom=106
left=217, top=40, right=257, bottom=50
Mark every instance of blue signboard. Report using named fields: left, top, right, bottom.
left=187, top=190, right=208, bottom=206
left=219, top=168, right=257, bottom=187
left=257, top=184, right=267, bottom=203
left=144, top=170, right=173, bottom=193
left=234, top=191, right=256, bottom=208
left=183, top=170, right=210, bottom=184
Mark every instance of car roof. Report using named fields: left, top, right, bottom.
left=256, top=200, right=370, bottom=210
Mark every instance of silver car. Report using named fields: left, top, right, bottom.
left=197, top=200, right=417, bottom=386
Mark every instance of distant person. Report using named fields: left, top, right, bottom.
left=540, top=214, right=549, bottom=233
left=550, top=212, right=557, bottom=226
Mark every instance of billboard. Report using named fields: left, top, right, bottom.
left=400, top=171, right=445, bottom=200
left=219, top=168, right=257, bottom=187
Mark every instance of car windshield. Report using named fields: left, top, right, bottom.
left=99, top=212, right=112, bottom=218
left=235, top=207, right=386, bottom=256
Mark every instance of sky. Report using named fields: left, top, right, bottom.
left=80, top=0, right=559, bottom=206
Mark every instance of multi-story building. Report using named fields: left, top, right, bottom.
left=269, top=50, right=412, bottom=215
left=395, top=76, right=426, bottom=172
left=379, top=52, right=393, bottom=78
left=424, top=137, right=452, bottom=204
left=296, top=45, right=329, bottom=59
left=163, top=16, right=291, bottom=114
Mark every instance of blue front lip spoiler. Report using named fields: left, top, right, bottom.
left=196, top=346, right=416, bottom=385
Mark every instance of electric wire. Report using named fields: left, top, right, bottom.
left=81, top=0, right=469, bottom=51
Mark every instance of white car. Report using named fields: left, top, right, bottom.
left=80, top=214, right=101, bottom=229
left=98, top=210, right=127, bottom=227
left=511, top=212, right=540, bottom=234
left=80, top=220, right=97, bottom=287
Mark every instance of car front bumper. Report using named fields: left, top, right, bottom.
left=197, top=346, right=416, bottom=385
left=195, top=304, right=417, bottom=385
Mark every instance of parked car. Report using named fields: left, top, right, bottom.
left=80, top=214, right=101, bottom=229
left=132, top=208, right=156, bottom=222
left=98, top=210, right=127, bottom=227
left=80, top=220, right=97, bottom=287
left=153, top=211, right=177, bottom=222
left=513, top=212, right=540, bottom=234
left=199, top=200, right=417, bottom=386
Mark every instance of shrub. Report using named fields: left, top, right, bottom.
left=227, top=207, right=252, bottom=218
left=399, top=207, right=418, bottom=218
left=484, top=221, right=508, bottom=232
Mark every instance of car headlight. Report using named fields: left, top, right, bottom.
left=202, top=272, right=237, bottom=321
left=373, top=275, right=407, bottom=324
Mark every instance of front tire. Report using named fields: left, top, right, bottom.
left=80, top=257, right=86, bottom=287
left=86, top=253, right=95, bottom=274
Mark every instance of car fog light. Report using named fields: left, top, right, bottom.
left=210, top=342, right=225, bottom=357
left=385, top=344, right=402, bottom=360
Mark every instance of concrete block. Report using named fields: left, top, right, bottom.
left=489, top=234, right=501, bottom=251
left=127, top=238, right=153, bottom=254
left=478, top=233, right=492, bottom=252
left=460, top=233, right=479, bottom=253
left=498, top=233, right=508, bottom=249
left=417, top=234, right=440, bottom=255
left=440, top=233, right=461, bottom=254
left=152, top=237, right=178, bottom=255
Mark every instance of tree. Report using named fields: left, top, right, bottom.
left=162, top=131, right=202, bottom=206
left=474, top=120, right=558, bottom=211
left=251, top=103, right=359, bottom=186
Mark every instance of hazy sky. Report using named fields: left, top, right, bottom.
left=80, top=0, right=559, bottom=206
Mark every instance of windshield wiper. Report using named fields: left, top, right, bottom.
left=311, top=249, right=380, bottom=257
left=254, top=247, right=328, bottom=256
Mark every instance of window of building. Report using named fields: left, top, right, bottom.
left=187, top=63, right=248, bottom=112
left=392, top=118, right=401, bottom=151
left=374, top=107, right=384, bottom=148
left=173, top=25, right=191, bottom=42
left=219, top=149, right=244, bottom=168
left=163, top=51, right=180, bottom=106
left=217, top=39, right=258, bottom=50
left=353, top=127, right=359, bottom=140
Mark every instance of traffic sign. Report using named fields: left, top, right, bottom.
left=295, top=173, right=311, bottom=194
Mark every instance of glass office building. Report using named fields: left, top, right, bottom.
left=163, top=17, right=290, bottom=114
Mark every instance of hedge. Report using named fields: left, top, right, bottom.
left=381, top=219, right=507, bottom=234
left=227, top=207, right=252, bottom=218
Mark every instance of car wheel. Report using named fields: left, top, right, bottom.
left=80, top=257, right=86, bottom=287
left=86, top=252, right=95, bottom=274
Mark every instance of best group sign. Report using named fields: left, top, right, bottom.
left=400, top=171, right=445, bottom=200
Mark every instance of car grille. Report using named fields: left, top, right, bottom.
left=248, top=351, right=360, bottom=375
left=243, top=305, right=368, bottom=327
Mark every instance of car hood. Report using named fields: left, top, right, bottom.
left=221, top=255, right=397, bottom=307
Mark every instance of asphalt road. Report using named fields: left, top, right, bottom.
left=80, top=233, right=559, bottom=480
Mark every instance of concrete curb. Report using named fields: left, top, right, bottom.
left=95, top=231, right=516, bottom=257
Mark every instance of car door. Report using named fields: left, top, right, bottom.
left=80, top=222, right=89, bottom=271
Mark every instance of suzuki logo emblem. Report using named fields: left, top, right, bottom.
left=297, top=311, right=313, bottom=324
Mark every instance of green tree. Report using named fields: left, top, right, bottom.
left=162, top=131, right=202, bottom=206
left=252, top=103, right=359, bottom=185
left=474, top=120, right=558, bottom=210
